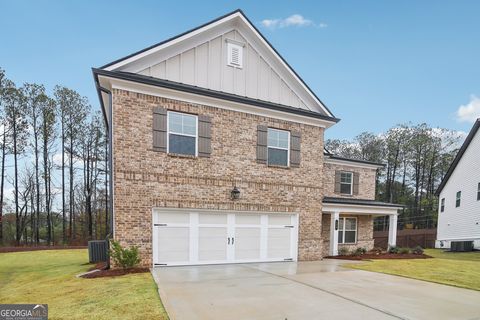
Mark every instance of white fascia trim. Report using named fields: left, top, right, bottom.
left=322, top=203, right=400, bottom=215
left=324, top=157, right=384, bottom=170
left=105, top=76, right=336, bottom=128
left=104, top=12, right=242, bottom=72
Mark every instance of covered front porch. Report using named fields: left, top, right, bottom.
left=322, top=197, right=402, bottom=256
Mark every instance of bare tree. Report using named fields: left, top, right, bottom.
left=39, top=95, right=57, bottom=244
left=24, top=83, right=46, bottom=244
left=4, top=82, right=28, bottom=244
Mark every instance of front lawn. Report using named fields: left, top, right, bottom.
left=0, top=249, right=168, bottom=320
left=349, top=249, right=480, bottom=291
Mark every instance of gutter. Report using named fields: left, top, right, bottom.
left=92, top=68, right=341, bottom=124
left=93, top=70, right=114, bottom=269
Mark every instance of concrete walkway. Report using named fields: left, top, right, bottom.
left=151, top=260, right=480, bottom=320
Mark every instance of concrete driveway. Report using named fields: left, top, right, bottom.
left=151, top=260, right=480, bottom=320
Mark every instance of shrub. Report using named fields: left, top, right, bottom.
left=353, top=247, right=367, bottom=256
left=338, top=247, right=350, bottom=256
left=399, top=247, right=410, bottom=254
left=412, top=246, right=424, bottom=255
left=370, top=247, right=383, bottom=255
left=388, top=246, right=400, bottom=254
left=109, top=240, right=141, bottom=269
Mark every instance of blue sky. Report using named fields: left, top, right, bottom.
left=1, top=0, right=480, bottom=139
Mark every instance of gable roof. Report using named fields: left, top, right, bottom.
left=98, top=9, right=336, bottom=119
left=435, top=118, right=480, bottom=196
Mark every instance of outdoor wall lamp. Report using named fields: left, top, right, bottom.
left=231, top=186, right=240, bottom=200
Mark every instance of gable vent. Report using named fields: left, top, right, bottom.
left=227, top=41, right=243, bottom=68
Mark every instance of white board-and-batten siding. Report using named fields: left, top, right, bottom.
left=137, top=30, right=308, bottom=110
left=437, top=129, right=480, bottom=245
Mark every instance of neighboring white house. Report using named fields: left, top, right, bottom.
left=436, top=118, right=480, bottom=249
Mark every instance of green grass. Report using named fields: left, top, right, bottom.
left=349, top=249, right=480, bottom=291
left=0, top=249, right=168, bottom=320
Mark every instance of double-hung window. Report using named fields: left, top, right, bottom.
left=267, top=128, right=290, bottom=166
left=456, top=191, right=461, bottom=208
left=167, top=111, right=197, bottom=156
left=440, top=198, right=445, bottom=212
left=340, top=172, right=353, bottom=195
left=338, top=217, right=357, bottom=244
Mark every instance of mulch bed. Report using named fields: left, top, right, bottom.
left=328, top=253, right=432, bottom=260
left=0, top=246, right=87, bottom=253
left=88, top=262, right=108, bottom=271
left=81, top=267, right=150, bottom=278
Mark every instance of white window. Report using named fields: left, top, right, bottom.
left=167, top=111, right=197, bottom=156
left=440, top=198, right=445, bottom=212
left=267, top=128, right=290, bottom=166
left=456, top=191, right=461, bottom=208
left=340, top=172, right=353, bottom=195
left=227, top=42, right=243, bottom=68
left=338, top=217, right=357, bottom=244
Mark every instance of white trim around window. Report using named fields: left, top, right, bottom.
left=340, top=171, right=353, bottom=195
left=338, top=217, right=357, bottom=244
left=267, top=128, right=290, bottom=167
left=167, top=111, right=198, bottom=156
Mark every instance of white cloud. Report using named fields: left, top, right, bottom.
left=261, top=14, right=326, bottom=30
left=456, top=95, right=480, bottom=123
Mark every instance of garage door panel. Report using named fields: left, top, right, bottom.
left=235, top=228, right=261, bottom=260
left=269, top=214, right=292, bottom=226
left=235, top=214, right=261, bottom=225
left=267, top=228, right=291, bottom=259
left=155, top=212, right=189, bottom=224
left=198, top=227, right=228, bottom=261
left=199, top=213, right=227, bottom=224
left=156, top=227, right=190, bottom=263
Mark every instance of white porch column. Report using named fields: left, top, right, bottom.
left=388, top=214, right=398, bottom=248
left=329, top=211, right=340, bottom=256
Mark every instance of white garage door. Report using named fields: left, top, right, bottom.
left=152, top=210, right=298, bottom=266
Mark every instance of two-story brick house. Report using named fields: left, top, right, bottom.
left=93, top=10, right=401, bottom=267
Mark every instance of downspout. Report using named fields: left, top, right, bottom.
left=97, top=83, right=114, bottom=269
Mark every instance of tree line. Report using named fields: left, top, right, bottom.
left=326, top=124, right=461, bottom=229
left=0, top=67, right=108, bottom=246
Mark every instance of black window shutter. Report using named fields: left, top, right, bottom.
left=198, top=115, right=212, bottom=157
left=334, top=171, right=341, bottom=193
left=153, top=107, right=167, bottom=152
left=257, top=125, right=268, bottom=164
left=353, top=172, right=360, bottom=195
left=290, top=131, right=301, bottom=167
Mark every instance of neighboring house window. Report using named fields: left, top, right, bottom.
left=456, top=191, right=461, bottom=208
left=440, top=198, right=445, bottom=212
left=477, top=183, right=480, bottom=201
left=340, top=172, right=353, bottom=195
left=267, top=128, right=290, bottom=166
left=338, top=217, right=357, bottom=244
left=167, top=111, right=197, bottom=156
